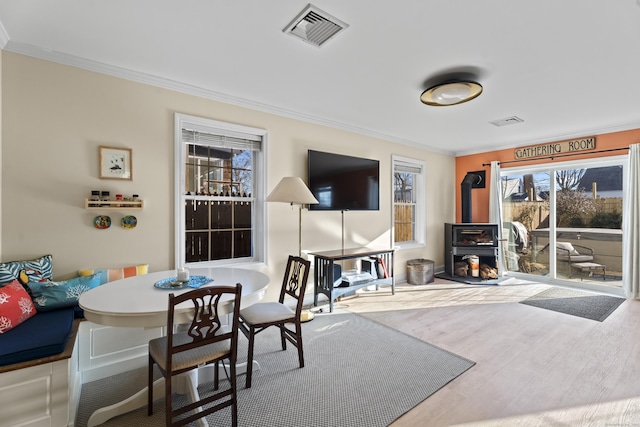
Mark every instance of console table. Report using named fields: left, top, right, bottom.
left=311, top=248, right=395, bottom=312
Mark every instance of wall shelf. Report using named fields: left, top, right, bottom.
left=85, top=199, right=144, bottom=210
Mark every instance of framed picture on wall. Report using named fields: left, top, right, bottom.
left=99, top=146, right=132, bottom=180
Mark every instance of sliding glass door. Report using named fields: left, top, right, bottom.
left=502, top=171, right=550, bottom=276
left=501, top=157, right=624, bottom=292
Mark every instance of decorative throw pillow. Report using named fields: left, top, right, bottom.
left=0, top=255, right=53, bottom=285
left=556, top=242, right=580, bottom=256
left=78, top=264, right=148, bottom=285
left=18, top=269, right=51, bottom=286
left=27, top=274, right=101, bottom=312
left=0, top=280, right=37, bottom=333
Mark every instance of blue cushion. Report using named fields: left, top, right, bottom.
left=73, top=305, right=85, bottom=319
left=27, top=274, right=101, bottom=312
left=0, top=308, right=75, bottom=366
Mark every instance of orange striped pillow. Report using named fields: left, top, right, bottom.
left=78, top=264, right=148, bottom=285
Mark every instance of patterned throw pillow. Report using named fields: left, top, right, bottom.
left=18, top=269, right=50, bottom=286
left=27, top=274, right=101, bottom=312
left=0, top=255, right=53, bottom=285
left=0, top=280, right=37, bottom=333
left=78, top=264, right=148, bottom=285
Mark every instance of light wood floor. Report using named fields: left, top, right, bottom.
left=322, top=277, right=640, bottom=426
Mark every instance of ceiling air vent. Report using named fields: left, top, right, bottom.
left=283, top=4, right=349, bottom=47
left=490, top=116, right=525, bottom=127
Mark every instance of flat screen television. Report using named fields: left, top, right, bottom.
left=307, top=150, right=380, bottom=211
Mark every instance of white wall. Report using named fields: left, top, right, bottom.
left=1, top=52, right=455, bottom=299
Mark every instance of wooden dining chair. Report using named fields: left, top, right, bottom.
left=148, top=284, right=242, bottom=427
left=238, top=255, right=310, bottom=388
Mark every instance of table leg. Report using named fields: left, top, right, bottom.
left=86, top=360, right=260, bottom=426
left=87, top=377, right=165, bottom=427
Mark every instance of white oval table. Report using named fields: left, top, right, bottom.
left=79, top=267, right=269, bottom=427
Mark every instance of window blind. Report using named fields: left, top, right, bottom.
left=394, top=161, right=423, bottom=174
left=182, top=129, right=261, bottom=151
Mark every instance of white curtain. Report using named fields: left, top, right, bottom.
left=489, top=161, right=507, bottom=276
left=623, top=144, right=640, bottom=299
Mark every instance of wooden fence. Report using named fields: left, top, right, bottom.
left=594, top=197, right=622, bottom=213
left=504, top=197, right=622, bottom=230
left=393, top=198, right=621, bottom=243
left=394, top=204, right=414, bottom=242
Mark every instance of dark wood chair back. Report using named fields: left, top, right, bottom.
left=165, top=286, right=240, bottom=370
left=148, top=284, right=242, bottom=426
left=279, top=255, right=312, bottom=315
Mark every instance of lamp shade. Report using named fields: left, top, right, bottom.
left=266, top=177, right=319, bottom=205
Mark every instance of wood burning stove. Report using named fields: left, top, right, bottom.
left=444, top=223, right=499, bottom=279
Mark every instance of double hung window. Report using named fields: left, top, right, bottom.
left=392, top=156, right=425, bottom=247
left=175, top=114, right=266, bottom=266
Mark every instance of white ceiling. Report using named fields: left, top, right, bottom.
left=1, top=1, right=640, bottom=156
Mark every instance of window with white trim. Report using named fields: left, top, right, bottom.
left=392, top=156, right=425, bottom=247
left=175, top=114, right=266, bottom=266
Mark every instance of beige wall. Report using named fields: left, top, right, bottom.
left=1, top=52, right=455, bottom=299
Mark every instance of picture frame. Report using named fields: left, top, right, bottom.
left=99, top=146, right=132, bottom=180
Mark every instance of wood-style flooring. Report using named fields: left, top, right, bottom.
left=324, top=278, right=640, bottom=426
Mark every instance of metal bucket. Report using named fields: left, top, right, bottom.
left=407, top=259, right=434, bottom=285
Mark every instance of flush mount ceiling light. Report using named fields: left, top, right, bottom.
left=420, top=81, right=483, bottom=106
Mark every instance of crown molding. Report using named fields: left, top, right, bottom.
left=2, top=40, right=454, bottom=156
left=0, top=21, right=9, bottom=49
left=8, top=40, right=634, bottom=158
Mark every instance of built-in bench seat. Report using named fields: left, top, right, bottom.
left=0, top=253, right=85, bottom=427
left=0, top=314, right=82, bottom=427
left=0, top=307, right=76, bottom=367
left=0, top=259, right=154, bottom=426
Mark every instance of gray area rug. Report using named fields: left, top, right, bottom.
left=520, top=287, right=625, bottom=322
left=76, top=312, right=475, bottom=427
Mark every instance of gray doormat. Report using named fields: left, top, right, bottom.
left=75, top=312, right=475, bottom=427
left=520, top=287, right=625, bottom=322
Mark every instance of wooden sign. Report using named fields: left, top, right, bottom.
left=514, top=137, right=596, bottom=160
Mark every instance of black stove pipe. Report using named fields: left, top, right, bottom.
left=461, top=172, right=482, bottom=223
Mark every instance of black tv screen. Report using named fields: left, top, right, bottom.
left=308, top=150, right=380, bottom=211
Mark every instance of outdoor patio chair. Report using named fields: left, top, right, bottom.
left=555, top=242, right=594, bottom=277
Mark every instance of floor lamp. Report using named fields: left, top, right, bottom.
left=266, top=177, right=319, bottom=322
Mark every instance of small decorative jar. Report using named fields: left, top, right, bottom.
left=177, top=268, right=190, bottom=282
left=90, top=190, right=100, bottom=207
left=100, top=191, right=110, bottom=206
